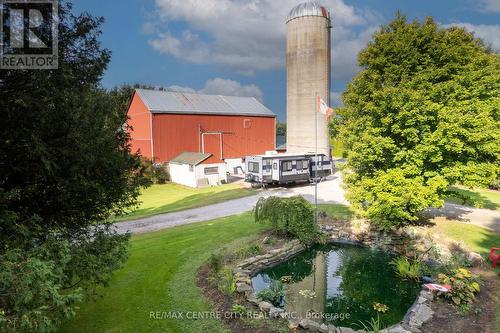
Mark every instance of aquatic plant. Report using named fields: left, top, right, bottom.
left=390, top=256, right=421, bottom=280
left=280, top=275, right=293, bottom=283
left=373, top=302, right=389, bottom=313
left=357, top=316, right=383, bottom=333
left=256, top=280, right=285, bottom=306
left=299, top=289, right=317, bottom=299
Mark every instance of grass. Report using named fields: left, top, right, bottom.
left=429, top=218, right=500, bottom=332
left=318, top=203, right=355, bottom=221
left=331, top=138, right=346, bottom=158
left=447, top=186, right=500, bottom=211
left=430, top=217, right=500, bottom=256
left=114, top=183, right=255, bottom=221
left=60, top=212, right=270, bottom=333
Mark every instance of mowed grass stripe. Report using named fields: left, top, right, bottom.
left=60, top=213, right=269, bottom=333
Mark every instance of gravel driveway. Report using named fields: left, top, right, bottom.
left=115, top=171, right=500, bottom=235
left=115, top=172, right=347, bottom=234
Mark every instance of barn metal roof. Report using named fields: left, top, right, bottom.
left=286, top=2, right=330, bottom=23
left=136, top=89, right=275, bottom=117
left=170, top=152, right=212, bottom=166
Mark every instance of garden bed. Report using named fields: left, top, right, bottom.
left=197, top=211, right=492, bottom=333
left=421, top=268, right=498, bottom=333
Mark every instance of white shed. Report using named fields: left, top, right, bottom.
left=169, top=152, right=227, bottom=188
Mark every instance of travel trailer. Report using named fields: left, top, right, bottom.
left=244, top=153, right=332, bottom=186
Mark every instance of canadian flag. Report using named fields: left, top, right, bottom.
left=317, top=95, right=333, bottom=118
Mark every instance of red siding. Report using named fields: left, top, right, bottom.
left=127, top=92, right=152, bottom=158
left=152, top=113, right=275, bottom=164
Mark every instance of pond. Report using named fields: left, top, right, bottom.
left=251, top=243, right=421, bottom=329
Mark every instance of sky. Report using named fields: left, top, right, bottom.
left=73, top=0, right=500, bottom=121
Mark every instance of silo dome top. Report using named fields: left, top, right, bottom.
left=286, top=2, right=330, bottom=23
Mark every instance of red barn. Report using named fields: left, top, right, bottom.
left=127, top=89, right=276, bottom=186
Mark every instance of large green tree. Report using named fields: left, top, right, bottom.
left=0, top=2, right=145, bottom=331
left=333, top=14, right=499, bottom=229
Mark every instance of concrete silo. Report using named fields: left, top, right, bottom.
left=286, top=2, right=331, bottom=156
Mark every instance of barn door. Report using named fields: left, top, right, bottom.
left=203, top=133, right=222, bottom=162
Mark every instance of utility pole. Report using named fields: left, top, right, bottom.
left=314, top=93, right=318, bottom=225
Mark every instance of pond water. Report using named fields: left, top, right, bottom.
left=251, top=243, right=421, bottom=329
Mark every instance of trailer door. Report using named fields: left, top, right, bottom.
left=271, top=159, right=279, bottom=181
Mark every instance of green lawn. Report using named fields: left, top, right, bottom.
left=114, top=183, right=255, bottom=221
left=447, top=186, right=500, bottom=211
left=429, top=219, right=500, bottom=333
left=430, top=218, right=500, bottom=256
left=60, top=212, right=270, bottom=333
left=318, top=203, right=354, bottom=221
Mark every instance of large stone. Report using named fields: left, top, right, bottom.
left=319, top=323, right=329, bottom=333
left=247, top=293, right=260, bottom=305
left=233, top=268, right=250, bottom=275
left=299, top=318, right=322, bottom=331
left=236, top=282, right=252, bottom=293
left=289, top=321, right=299, bottom=330
left=381, top=324, right=412, bottom=333
left=468, top=251, right=485, bottom=266
left=269, top=306, right=285, bottom=318
left=328, top=324, right=337, bottom=333
left=409, top=304, right=433, bottom=328
left=419, top=290, right=433, bottom=301
left=337, top=327, right=357, bottom=333
left=258, top=301, right=273, bottom=313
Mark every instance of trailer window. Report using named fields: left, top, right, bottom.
left=273, top=163, right=277, bottom=170
left=302, top=160, right=309, bottom=169
left=263, top=159, right=272, bottom=171
left=296, top=160, right=302, bottom=170
left=204, top=167, right=219, bottom=175
left=282, top=161, right=292, bottom=172
left=248, top=162, right=259, bottom=173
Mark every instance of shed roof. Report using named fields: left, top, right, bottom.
left=136, top=89, right=275, bottom=117
left=170, top=152, right=212, bottom=166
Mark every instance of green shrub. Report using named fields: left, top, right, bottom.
left=390, top=256, right=422, bottom=280
left=141, top=157, right=169, bottom=184
left=208, top=252, right=223, bottom=272
left=254, top=196, right=319, bottom=245
left=256, top=281, right=285, bottom=306
left=230, top=304, right=247, bottom=315
left=262, top=236, right=277, bottom=245
left=237, top=243, right=263, bottom=259
left=218, top=266, right=236, bottom=296
left=489, top=178, right=500, bottom=191
left=438, top=268, right=480, bottom=307
left=0, top=230, right=129, bottom=333
left=346, top=169, right=447, bottom=230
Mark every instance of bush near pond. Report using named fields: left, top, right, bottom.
left=254, top=196, right=320, bottom=245
left=437, top=268, right=480, bottom=310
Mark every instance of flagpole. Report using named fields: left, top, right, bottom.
left=315, top=93, right=318, bottom=225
